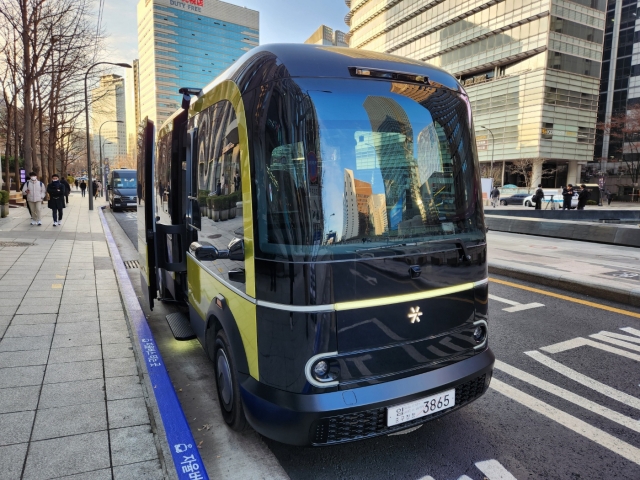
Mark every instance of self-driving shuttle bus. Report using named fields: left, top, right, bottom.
left=137, top=44, right=494, bottom=446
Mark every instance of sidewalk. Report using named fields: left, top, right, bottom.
left=488, top=230, right=640, bottom=306
left=0, top=193, right=168, bottom=479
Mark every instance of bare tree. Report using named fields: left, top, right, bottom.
left=480, top=163, right=503, bottom=188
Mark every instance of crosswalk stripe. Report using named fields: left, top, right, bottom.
left=621, top=327, right=640, bottom=338
left=525, top=350, right=640, bottom=410
left=475, top=459, right=518, bottom=480
left=490, top=379, right=640, bottom=467
left=597, top=331, right=640, bottom=345
left=495, top=360, right=640, bottom=433
left=590, top=334, right=640, bottom=352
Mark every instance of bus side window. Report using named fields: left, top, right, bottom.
left=195, top=100, right=245, bottom=291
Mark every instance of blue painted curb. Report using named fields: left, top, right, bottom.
left=98, top=207, right=209, bottom=480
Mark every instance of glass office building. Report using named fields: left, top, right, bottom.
left=345, top=0, right=606, bottom=187
left=137, top=0, right=259, bottom=127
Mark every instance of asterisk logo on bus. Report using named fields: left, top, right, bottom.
left=408, top=306, right=423, bottom=323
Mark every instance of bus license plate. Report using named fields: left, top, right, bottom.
left=387, top=389, right=455, bottom=427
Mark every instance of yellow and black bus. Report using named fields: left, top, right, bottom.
left=137, top=44, right=494, bottom=446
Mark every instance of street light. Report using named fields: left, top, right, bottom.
left=84, top=61, right=132, bottom=210
left=99, top=120, right=123, bottom=198
left=479, top=125, right=495, bottom=185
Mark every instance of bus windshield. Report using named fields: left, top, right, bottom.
left=255, top=77, right=483, bottom=260
left=112, top=171, right=137, bottom=190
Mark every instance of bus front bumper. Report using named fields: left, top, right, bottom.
left=239, top=347, right=495, bottom=446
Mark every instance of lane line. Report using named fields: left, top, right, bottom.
left=622, top=327, right=640, bottom=337
left=503, top=302, right=545, bottom=313
left=489, top=277, right=640, bottom=319
left=525, top=350, right=640, bottom=410
left=590, top=334, right=640, bottom=352
left=475, top=459, right=518, bottom=480
left=489, top=294, right=520, bottom=306
left=598, top=331, right=640, bottom=345
left=495, top=360, right=640, bottom=433
left=540, top=337, right=640, bottom=361
left=490, top=379, right=640, bottom=467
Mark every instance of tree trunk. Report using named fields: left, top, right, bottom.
left=21, top=0, right=33, bottom=174
left=14, top=105, right=20, bottom=191
left=3, top=102, right=11, bottom=190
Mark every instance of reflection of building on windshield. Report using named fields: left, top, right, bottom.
left=114, top=175, right=136, bottom=188
left=342, top=169, right=374, bottom=240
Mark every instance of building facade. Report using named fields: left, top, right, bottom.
left=345, top=0, right=607, bottom=187
left=125, top=59, right=141, bottom=166
left=137, top=0, right=259, bottom=127
left=91, top=74, right=127, bottom=168
left=304, top=25, right=349, bottom=46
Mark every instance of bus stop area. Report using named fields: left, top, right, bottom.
left=0, top=194, right=180, bottom=479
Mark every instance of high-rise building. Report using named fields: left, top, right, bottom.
left=137, top=0, right=259, bottom=127
left=304, top=25, right=349, bottom=47
left=91, top=74, right=127, bottom=167
left=125, top=60, right=141, bottom=165
left=345, top=0, right=606, bottom=187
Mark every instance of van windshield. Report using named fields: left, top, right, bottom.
left=254, top=77, right=484, bottom=260
left=112, top=172, right=137, bottom=190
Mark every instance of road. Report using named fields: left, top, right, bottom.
left=110, top=211, right=640, bottom=479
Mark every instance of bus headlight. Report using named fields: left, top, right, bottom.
left=473, top=325, right=486, bottom=343
left=313, top=361, right=329, bottom=378
left=306, top=353, right=339, bottom=387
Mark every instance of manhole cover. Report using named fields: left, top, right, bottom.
left=208, top=234, right=222, bottom=239
left=0, top=242, right=34, bottom=247
left=124, top=260, right=140, bottom=269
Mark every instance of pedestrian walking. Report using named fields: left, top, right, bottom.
left=490, top=186, right=500, bottom=207
left=74, top=179, right=79, bottom=190
left=60, top=175, right=71, bottom=205
left=80, top=180, right=87, bottom=197
left=21, top=172, right=46, bottom=226
left=606, top=189, right=613, bottom=206
left=577, top=184, right=589, bottom=210
left=562, top=184, right=573, bottom=210
left=92, top=180, right=98, bottom=199
left=534, top=184, right=544, bottom=210
left=47, top=174, right=66, bottom=226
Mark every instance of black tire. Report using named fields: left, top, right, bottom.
left=524, top=201, right=531, bottom=207
left=500, top=200, right=507, bottom=206
left=208, top=328, right=247, bottom=431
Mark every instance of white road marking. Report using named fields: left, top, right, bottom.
left=488, top=294, right=544, bottom=312
left=475, top=459, right=518, bottom=480
left=590, top=333, right=640, bottom=352
left=597, top=331, right=640, bottom=345
left=540, top=337, right=640, bottom=361
left=525, top=350, right=640, bottom=410
left=495, top=360, right=640, bottom=433
left=457, top=476, right=473, bottom=480
left=621, top=327, right=640, bottom=338
left=490, top=379, right=640, bottom=467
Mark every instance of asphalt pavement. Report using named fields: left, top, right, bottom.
left=109, top=209, right=640, bottom=480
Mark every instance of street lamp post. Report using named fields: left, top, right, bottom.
left=84, top=61, right=131, bottom=210
left=479, top=125, right=496, bottom=185
left=99, top=120, right=123, bottom=198
left=100, top=140, right=113, bottom=198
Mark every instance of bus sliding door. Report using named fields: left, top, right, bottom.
left=137, top=118, right=158, bottom=310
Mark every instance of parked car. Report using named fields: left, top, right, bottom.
left=499, top=193, right=529, bottom=205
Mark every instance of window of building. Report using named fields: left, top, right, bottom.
left=566, top=0, right=606, bottom=12
left=547, top=52, right=602, bottom=77
left=550, top=16, right=604, bottom=44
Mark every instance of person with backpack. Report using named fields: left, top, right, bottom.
left=533, top=184, right=544, bottom=210
left=21, top=172, right=46, bottom=226
left=47, top=174, right=66, bottom=226
left=80, top=180, right=87, bottom=197
left=490, top=187, right=500, bottom=207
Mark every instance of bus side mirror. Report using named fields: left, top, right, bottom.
left=228, top=238, right=244, bottom=261
left=190, top=242, right=221, bottom=261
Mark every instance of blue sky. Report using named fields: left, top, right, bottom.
left=101, top=0, right=349, bottom=63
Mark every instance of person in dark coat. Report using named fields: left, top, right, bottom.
left=47, top=174, right=66, bottom=226
left=606, top=189, right=614, bottom=205
left=74, top=179, right=79, bottom=190
left=60, top=175, right=71, bottom=205
left=534, top=184, right=544, bottom=210
left=562, top=184, right=573, bottom=210
left=80, top=180, right=87, bottom=197
left=92, top=180, right=98, bottom=199
left=577, top=184, right=589, bottom=210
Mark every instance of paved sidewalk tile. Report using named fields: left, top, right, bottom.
left=10, top=314, right=58, bottom=325
left=106, top=375, right=144, bottom=401
left=113, top=459, right=164, bottom=480
left=44, top=359, right=103, bottom=384
left=48, top=345, right=102, bottom=364
left=0, top=335, right=52, bottom=352
left=0, top=443, right=28, bottom=480
left=0, top=385, right=40, bottom=414
left=0, top=365, right=46, bottom=388
left=56, top=312, right=100, bottom=323
left=103, top=343, right=135, bottom=359
left=4, top=324, right=55, bottom=338
left=16, top=304, right=59, bottom=315
left=0, top=410, right=36, bottom=446
left=0, top=349, right=49, bottom=368
left=23, top=431, right=110, bottom=479
left=104, top=357, right=139, bottom=378
left=32, top=402, right=107, bottom=441
left=58, top=468, right=113, bottom=480
left=110, top=425, right=158, bottom=467
left=55, top=321, right=100, bottom=335
left=39, top=378, right=105, bottom=409
left=51, top=332, right=101, bottom=349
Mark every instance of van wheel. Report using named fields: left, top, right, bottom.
left=524, top=201, right=531, bottom=207
left=500, top=200, right=507, bottom=206
left=211, top=328, right=247, bottom=431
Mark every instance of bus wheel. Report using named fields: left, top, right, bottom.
left=213, top=329, right=247, bottom=431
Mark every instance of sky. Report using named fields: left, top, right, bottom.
left=101, top=0, right=349, bottom=64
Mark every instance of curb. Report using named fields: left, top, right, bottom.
left=98, top=207, right=210, bottom=480
left=488, top=263, right=640, bottom=307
